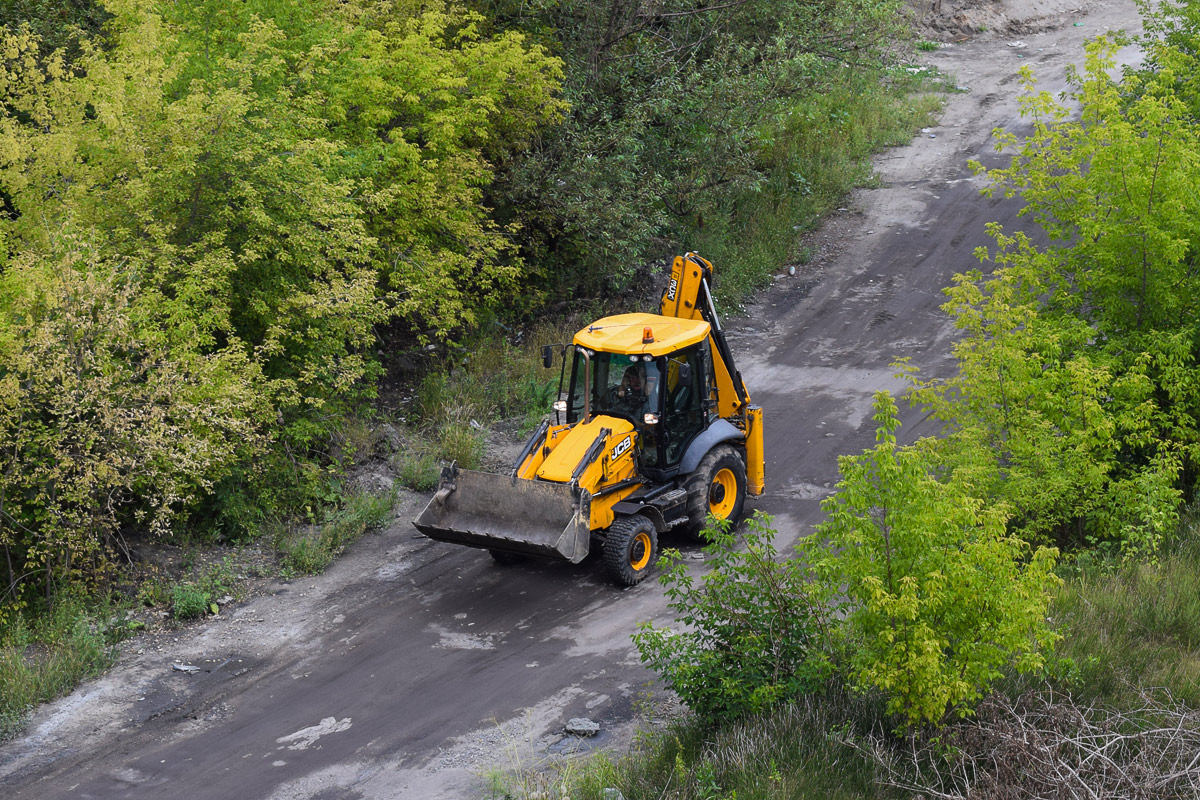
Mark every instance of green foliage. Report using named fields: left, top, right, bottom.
left=802, top=393, right=1061, bottom=726
left=634, top=515, right=830, bottom=726
left=276, top=491, right=394, bottom=576
left=0, top=596, right=120, bottom=739
left=0, top=0, right=109, bottom=59
left=0, top=0, right=565, bottom=606
left=1134, top=0, right=1200, bottom=117
left=170, top=584, right=211, bottom=620
left=327, top=2, right=567, bottom=337
left=500, top=689, right=896, bottom=800
left=904, top=22, right=1200, bottom=557
left=904, top=249, right=1189, bottom=555
left=475, top=0, right=910, bottom=299
left=0, top=241, right=267, bottom=610
left=394, top=449, right=441, bottom=491
left=1043, top=506, right=1200, bottom=707
left=979, top=40, right=1200, bottom=337
left=436, top=424, right=485, bottom=470
left=694, top=65, right=945, bottom=305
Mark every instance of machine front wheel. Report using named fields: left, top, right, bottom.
left=603, top=515, right=659, bottom=587
left=685, top=444, right=747, bottom=537
left=488, top=549, right=526, bottom=566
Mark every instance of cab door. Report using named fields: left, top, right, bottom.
left=659, top=343, right=707, bottom=468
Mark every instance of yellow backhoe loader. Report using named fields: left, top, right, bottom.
left=413, top=253, right=765, bottom=585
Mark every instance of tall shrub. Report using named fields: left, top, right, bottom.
left=0, top=241, right=266, bottom=612
left=802, top=393, right=1061, bottom=726
left=634, top=515, right=830, bottom=726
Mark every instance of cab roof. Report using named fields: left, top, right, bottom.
left=573, top=312, right=710, bottom=357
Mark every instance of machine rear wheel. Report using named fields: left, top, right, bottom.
left=684, top=444, right=747, bottom=537
left=603, top=515, right=658, bottom=586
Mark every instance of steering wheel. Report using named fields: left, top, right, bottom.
left=603, top=385, right=626, bottom=409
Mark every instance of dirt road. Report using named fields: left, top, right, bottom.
left=0, top=1, right=1146, bottom=797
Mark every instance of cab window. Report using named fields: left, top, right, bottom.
left=659, top=344, right=706, bottom=467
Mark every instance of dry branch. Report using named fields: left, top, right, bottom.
left=840, top=690, right=1200, bottom=799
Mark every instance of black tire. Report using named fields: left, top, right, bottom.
left=684, top=444, right=747, bottom=537
left=488, top=549, right=526, bottom=566
left=603, top=515, right=659, bottom=587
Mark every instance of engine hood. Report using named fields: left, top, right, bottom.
left=536, top=415, right=637, bottom=484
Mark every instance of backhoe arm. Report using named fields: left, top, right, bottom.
left=660, top=253, right=749, bottom=416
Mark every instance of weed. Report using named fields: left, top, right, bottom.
left=171, top=584, right=211, bottom=620
left=137, top=576, right=170, bottom=608
left=437, top=423, right=485, bottom=469
left=1039, top=523, right=1200, bottom=707
left=916, top=39, right=939, bottom=51
left=0, top=597, right=120, bottom=740
left=199, top=556, right=238, bottom=600
left=395, top=448, right=441, bottom=491
left=278, top=534, right=331, bottom=576
left=333, top=416, right=385, bottom=464
left=274, top=491, right=395, bottom=576
left=499, top=685, right=895, bottom=800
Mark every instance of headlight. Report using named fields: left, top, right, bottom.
left=553, top=400, right=567, bottom=412
left=643, top=413, right=659, bottom=426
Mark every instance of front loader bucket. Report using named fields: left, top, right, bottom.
left=413, top=464, right=592, bottom=564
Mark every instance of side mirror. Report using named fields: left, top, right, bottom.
left=678, top=363, right=691, bottom=382
left=542, top=345, right=555, bottom=369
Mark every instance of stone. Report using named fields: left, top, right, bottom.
left=564, top=717, right=600, bottom=737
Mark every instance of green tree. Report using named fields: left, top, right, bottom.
left=472, top=0, right=906, bottom=296
left=980, top=40, right=1200, bottom=337
left=903, top=28, right=1200, bottom=556
left=0, top=0, right=566, bottom=603
left=802, top=393, right=1060, bottom=726
left=324, top=2, right=565, bottom=336
left=0, top=0, right=108, bottom=60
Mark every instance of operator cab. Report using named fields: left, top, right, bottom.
left=562, top=313, right=713, bottom=476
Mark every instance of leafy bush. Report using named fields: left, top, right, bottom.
left=0, top=243, right=266, bottom=613
left=634, top=514, right=831, bottom=726
left=477, top=0, right=910, bottom=300
left=802, top=393, right=1062, bottom=726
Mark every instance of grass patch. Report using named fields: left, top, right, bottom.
left=496, top=687, right=897, bottom=800
left=1043, top=511, right=1200, bottom=708
left=396, top=320, right=579, bottom=490
left=171, top=584, right=212, bottom=620
left=0, top=596, right=126, bottom=739
left=395, top=447, right=442, bottom=491
left=420, top=323, right=573, bottom=429
left=275, top=490, right=396, bottom=576
left=697, top=65, right=947, bottom=305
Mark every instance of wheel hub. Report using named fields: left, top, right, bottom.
left=629, top=532, right=652, bottom=570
